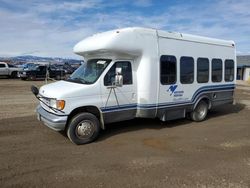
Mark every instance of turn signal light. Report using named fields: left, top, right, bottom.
left=56, top=100, right=65, bottom=110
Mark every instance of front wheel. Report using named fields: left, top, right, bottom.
left=190, top=100, right=208, bottom=122
left=55, top=75, right=61, bottom=80
left=28, top=75, right=36, bottom=81
left=67, top=112, right=100, bottom=145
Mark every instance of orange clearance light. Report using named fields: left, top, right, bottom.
left=56, top=100, right=65, bottom=110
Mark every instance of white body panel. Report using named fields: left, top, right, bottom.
left=243, top=68, right=250, bottom=81
left=158, top=35, right=235, bottom=108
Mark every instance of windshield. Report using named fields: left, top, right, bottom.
left=67, top=59, right=111, bottom=84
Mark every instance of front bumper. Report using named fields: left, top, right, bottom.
left=18, top=72, right=27, bottom=78
left=36, top=105, right=67, bottom=131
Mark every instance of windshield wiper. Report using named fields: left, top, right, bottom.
left=67, top=77, right=90, bottom=84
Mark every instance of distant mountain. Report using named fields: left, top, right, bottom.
left=0, top=55, right=83, bottom=65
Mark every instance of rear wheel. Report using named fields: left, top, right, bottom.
left=67, top=112, right=100, bottom=145
left=190, top=100, right=208, bottom=122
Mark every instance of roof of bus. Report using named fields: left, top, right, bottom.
left=73, top=27, right=235, bottom=55
left=157, top=28, right=234, bottom=47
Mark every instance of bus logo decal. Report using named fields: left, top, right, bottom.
left=167, top=85, right=178, bottom=96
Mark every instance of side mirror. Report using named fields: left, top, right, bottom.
left=116, top=67, right=122, bottom=75
left=115, top=68, right=123, bottom=87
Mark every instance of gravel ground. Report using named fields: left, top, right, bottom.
left=0, top=79, right=250, bottom=188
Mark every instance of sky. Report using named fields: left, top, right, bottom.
left=0, top=0, right=249, bottom=58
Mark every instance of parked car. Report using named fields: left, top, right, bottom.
left=53, top=64, right=76, bottom=74
left=21, top=63, right=38, bottom=71
left=19, top=65, right=65, bottom=80
left=0, top=62, right=22, bottom=78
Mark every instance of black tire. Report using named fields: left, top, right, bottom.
left=67, top=112, right=100, bottom=145
left=55, top=75, right=61, bottom=80
left=11, top=71, right=17, bottom=78
left=29, top=75, right=36, bottom=81
left=190, top=100, right=208, bottom=122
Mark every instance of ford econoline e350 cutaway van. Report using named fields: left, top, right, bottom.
left=32, top=27, right=236, bottom=145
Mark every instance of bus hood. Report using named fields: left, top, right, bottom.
left=39, top=80, right=98, bottom=99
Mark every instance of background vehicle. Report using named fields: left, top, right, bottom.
left=0, top=62, right=22, bottom=78
left=21, top=63, right=37, bottom=71
left=53, top=63, right=76, bottom=74
left=20, top=65, right=65, bottom=80
left=33, top=27, right=236, bottom=145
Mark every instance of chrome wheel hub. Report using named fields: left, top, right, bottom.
left=197, top=104, right=206, bottom=118
left=76, top=120, right=94, bottom=139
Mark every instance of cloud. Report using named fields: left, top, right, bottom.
left=35, top=0, right=102, bottom=13
left=133, top=0, right=152, bottom=7
left=0, top=0, right=249, bottom=58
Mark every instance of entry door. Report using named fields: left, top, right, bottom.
left=101, top=60, right=136, bottom=123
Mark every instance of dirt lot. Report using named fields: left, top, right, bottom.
left=0, top=79, right=250, bottom=188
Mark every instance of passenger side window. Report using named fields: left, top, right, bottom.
left=212, top=59, right=222, bottom=82
left=197, top=58, right=209, bottom=83
left=160, top=55, right=176, bottom=85
left=0, top=64, right=6, bottom=68
left=104, top=61, right=132, bottom=86
left=180, top=56, right=194, bottom=84
left=225, top=59, right=234, bottom=82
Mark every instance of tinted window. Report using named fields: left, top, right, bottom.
left=212, top=59, right=222, bottom=82
left=180, top=56, right=194, bottom=84
left=0, top=64, right=6, bottom=68
left=160, top=55, right=176, bottom=85
left=197, top=58, right=209, bottom=83
left=104, top=61, right=132, bottom=86
left=38, top=66, right=46, bottom=73
left=8, top=64, right=15, bottom=68
left=225, top=59, right=234, bottom=82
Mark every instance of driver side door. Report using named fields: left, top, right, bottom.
left=100, top=60, right=137, bottom=123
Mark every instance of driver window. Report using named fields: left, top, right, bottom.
left=104, top=61, right=132, bottom=86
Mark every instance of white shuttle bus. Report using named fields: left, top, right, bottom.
left=32, top=27, right=236, bottom=144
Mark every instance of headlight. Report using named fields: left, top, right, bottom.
left=50, top=99, right=65, bottom=110
left=49, top=99, right=57, bottom=109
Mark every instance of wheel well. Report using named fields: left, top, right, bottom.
left=11, top=71, right=17, bottom=76
left=194, top=97, right=211, bottom=110
left=66, top=106, right=104, bottom=130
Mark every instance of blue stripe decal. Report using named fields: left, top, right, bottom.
left=101, top=84, right=235, bottom=112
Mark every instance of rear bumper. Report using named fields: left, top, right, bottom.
left=36, top=105, right=67, bottom=131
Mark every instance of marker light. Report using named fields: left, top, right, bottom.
left=56, top=100, right=65, bottom=110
